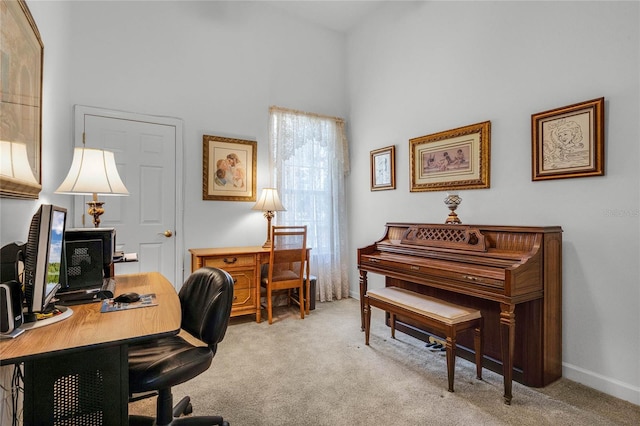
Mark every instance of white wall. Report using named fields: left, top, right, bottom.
left=0, top=1, right=348, bottom=273
left=64, top=0, right=348, bottom=278
left=346, top=1, right=639, bottom=405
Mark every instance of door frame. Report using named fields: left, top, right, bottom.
left=73, top=105, right=185, bottom=287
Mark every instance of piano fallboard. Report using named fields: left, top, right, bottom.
left=357, top=223, right=562, bottom=402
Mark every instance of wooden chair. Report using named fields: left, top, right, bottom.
left=261, top=225, right=308, bottom=324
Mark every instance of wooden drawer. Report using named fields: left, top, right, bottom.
left=203, top=254, right=255, bottom=269
left=228, top=269, right=253, bottom=290
left=232, top=287, right=254, bottom=308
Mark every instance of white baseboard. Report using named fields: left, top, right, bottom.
left=563, top=362, right=640, bottom=406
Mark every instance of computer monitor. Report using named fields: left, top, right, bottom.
left=22, top=204, right=68, bottom=323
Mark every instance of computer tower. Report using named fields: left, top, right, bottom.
left=63, top=239, right=104, bottom=291
left=65, top=228, right=115, bottom=278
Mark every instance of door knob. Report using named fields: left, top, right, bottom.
left=162, top=230, right=173, bottom=238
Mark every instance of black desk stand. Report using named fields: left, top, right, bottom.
left=23, top=345, right=128, bottom=425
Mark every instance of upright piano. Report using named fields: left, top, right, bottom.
left=357, top=223, right=562, bottom=404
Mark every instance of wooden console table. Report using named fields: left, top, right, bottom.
left=189, top=246, right=311, bottom=323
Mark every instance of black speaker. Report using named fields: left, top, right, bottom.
left=1, top=280, right=23, bottom=335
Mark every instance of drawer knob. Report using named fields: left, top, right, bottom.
left=223, top=257, right=238, bottom=264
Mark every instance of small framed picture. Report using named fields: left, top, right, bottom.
left=409, top=121, right=491, bottom=192
left=532, top=97, right=604, bottom=181
left=370, top=145, right=395, bottom=191
left=203, top=135, right=257, bottom=201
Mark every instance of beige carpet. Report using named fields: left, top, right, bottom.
left=129, top=298, right=640, bottom=425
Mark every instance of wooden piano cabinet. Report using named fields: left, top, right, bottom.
left=358, top=223, right=563, bottom=405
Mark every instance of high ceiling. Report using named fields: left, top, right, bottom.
left=267, top=1, right=387, bottom=33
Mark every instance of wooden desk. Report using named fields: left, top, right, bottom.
left=189, top=246, right=311, bottom=323
left=0, top=272, right=181, bottom=425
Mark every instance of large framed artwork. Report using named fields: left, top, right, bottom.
left=409, top=121, right=491, bottom=192
left=203, top=135, right=257, bottom=201
left=532, top=97, right=604, bottom=181
left=370, top=145, right=395, bottom=191
left=0, top=0, right=43, bottom=199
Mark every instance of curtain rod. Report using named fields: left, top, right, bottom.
left=269, top=105, right=345, bottom=124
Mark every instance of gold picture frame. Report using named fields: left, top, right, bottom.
left=409, top=121, right=491, bottom=192
left=532, top=97, right=604, bottom=181
left=203, top=135, right=257, bottom=201
left=370, top=145, right=395, bottom=191
left=0, top=0, right=43, bottom=199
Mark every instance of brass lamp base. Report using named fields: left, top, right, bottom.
left=262, top=210, right=275, bottom=248
left=87, top=200, right=105, bottom=228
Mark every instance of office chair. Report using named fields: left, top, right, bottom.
left=261, top=225, right=308, bottom=324
left=128, top=267, right=234, bottom=425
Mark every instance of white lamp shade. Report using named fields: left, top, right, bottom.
left=56, top=147, right=129, bottom=196
left=0, top=141, right=39, bottom=185
left=252, top=188, right=285, bottom=212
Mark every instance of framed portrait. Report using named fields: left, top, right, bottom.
left=370, top=145, right=395, bottom=191
left=203, top=135, right=257, bottom=201
left=532, top=97, right=604, bottom=181
left=409, top=121, right=491, bottom=192
left=0, top=0, right=43, bottom=199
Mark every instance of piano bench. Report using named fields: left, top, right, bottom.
left=364, top=286, right=483, bottom=393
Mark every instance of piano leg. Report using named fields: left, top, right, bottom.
left=474, top=319, right=483, bottom=381
left=364, top=296, right=372, bottom=345
left=445, top=334, right=457, bottom=392
left=500, top=303, right=516, bottom=405
left=359, top=270, right=368, bottom=331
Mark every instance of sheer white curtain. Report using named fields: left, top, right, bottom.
left=269, top=106, right=350, bottom=302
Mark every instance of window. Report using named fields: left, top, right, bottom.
left=269, top=107, right=350, bottom=301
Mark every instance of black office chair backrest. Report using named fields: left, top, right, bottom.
left=178, top=267, right=234, bottom=351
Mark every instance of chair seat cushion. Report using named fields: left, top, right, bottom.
left=261, top=269, right=300, bottom=285
left=129, top=335, right=213, bottom=393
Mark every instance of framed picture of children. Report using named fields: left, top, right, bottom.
left=370, top=145, right=395, bottom=191
left=203, top=135, right=257, bottom=201
left=409, top=121, right=491, bottom=192
left=532, top=97, right=604, bottom=181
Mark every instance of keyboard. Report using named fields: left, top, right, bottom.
left=57, top=278, right=116, bottom=305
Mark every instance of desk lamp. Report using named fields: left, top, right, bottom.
left=56, top=147, right=129, bottom=227
left=252, top=188, right=285, bottom=248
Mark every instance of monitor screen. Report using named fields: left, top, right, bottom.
left=23, top=204, right=68, bottom=321
left=45, top=210, right=66, bottom=300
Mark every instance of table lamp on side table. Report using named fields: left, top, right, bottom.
left=252, top=188, right=286, bottom=248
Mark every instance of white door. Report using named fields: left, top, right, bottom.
left=73, top=105, right=184, bottom=288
